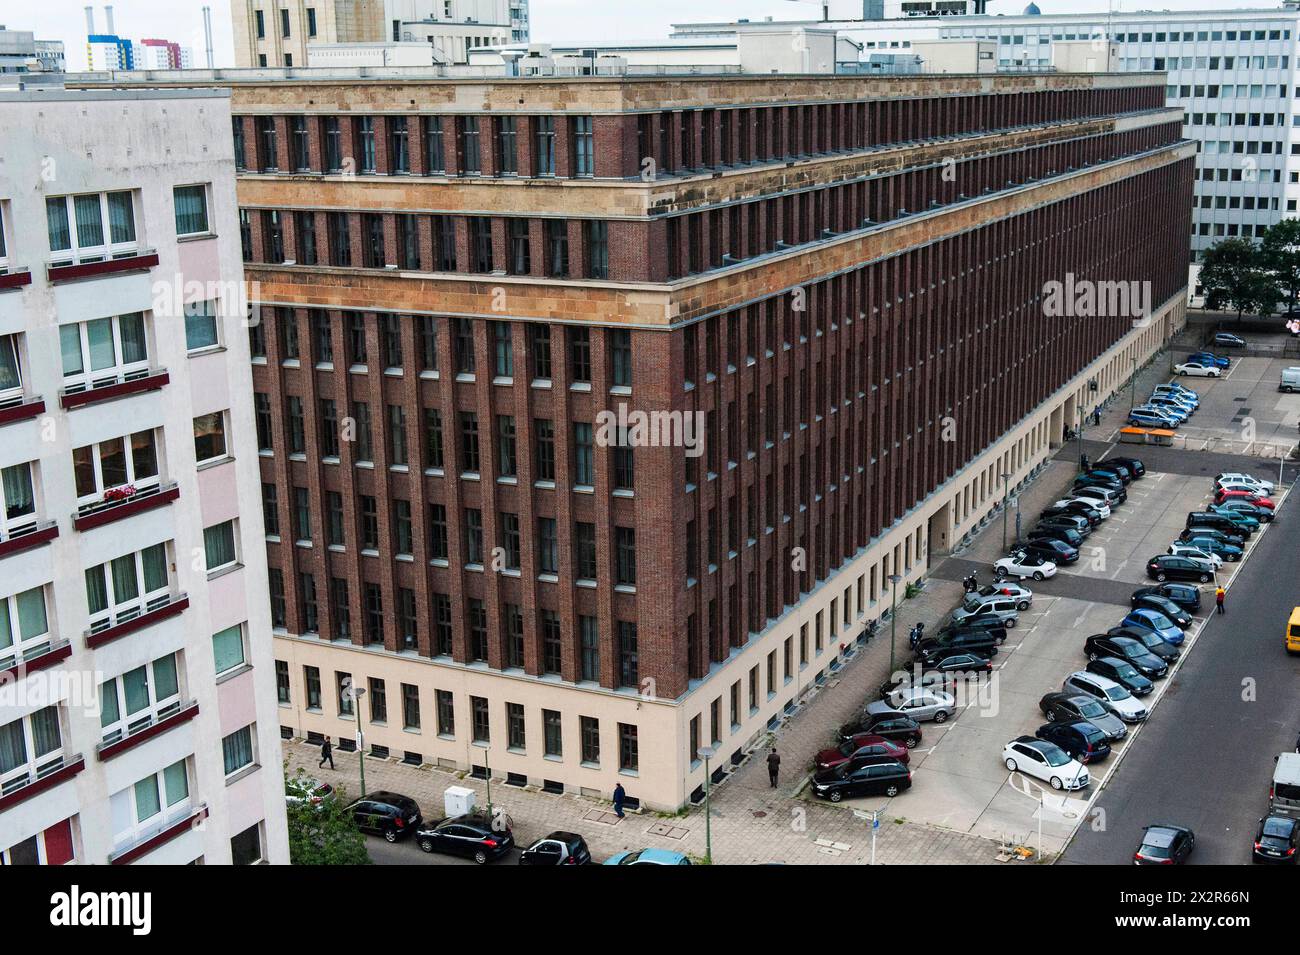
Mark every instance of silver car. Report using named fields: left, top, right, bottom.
left=869, top=688, right=956, bottom=724
left=950, top=593, right=1021, bottom=628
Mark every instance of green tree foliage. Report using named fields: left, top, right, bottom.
left=285, top=768, right=371, bottom=865
left=1260, top=218, right=1300, bottom=312
left=1197, top=237, right=1278, bottom=320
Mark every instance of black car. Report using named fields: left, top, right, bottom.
left=1037, top=514, right=1091, bottom=537
left=348, top=791, right=423, bottom=842
left=918, top=650, right=994, bottom=676
left=1131, top=583, right=1201, bottom=613
left=1083, top=634, right=1168, bottom=679
left=1181, top=526, right=1245, bottom=549
left=1107, top=625, right=1180, bottom=663
left=1186, top=511, right=1253, bottom=537
left=1021, top=538, right=1079, bottom=565
left=1253, top=815, right=1299, bottom=864
left=940, top=613, right=1010, bottom=634
left=1037, top=692, right=1127, bottom=741
left=1035, top=720, right=1111, bottom=763
left=1088, top=466, right=1131, bottom=486
left=1040, top=503, right=1101, bottom=527
left=810, top=760, right=912, bottom=802
left=416, top=813, right=515, bottom=864
left=916, top=629, right=1003, bottom=663
left=1129, top=594, right=1192, bottom=628
left=838, top=713, right=923, bottom=748
left=1075, top=473, right=1126, bottom=498
left=1097, top=456, right=1145, bottom=478
left=519, top=830, right=592, bottom=866
left=1027, top=525, right=1084, bottom=549
left=1146, top=554, right=1213, bottom=584
left=1086, top=655, right=1155, bottom=696
left=1134, top=825, right=1195, bottom=865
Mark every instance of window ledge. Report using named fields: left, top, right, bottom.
left=47, top=250, right=159, bottom=284
left=207, top=562, right=244, bottom=582
left=196, top=455, right=233, bottom=472
left=224, top=763, right=261, bottom=788
left=215, top=663, right=253, bottom=686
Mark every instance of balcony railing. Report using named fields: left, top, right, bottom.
left=85, top=592, right=189, bottom=649
left=109, top=803, right=207, bottom=866
left=0, top=518, right=58, bottom=559
left=46, top=250, right=159, bottom=284
left=0, top=637, right=72, bottom=683
left=59, top=366, right=169, bottom=410
left=0, top=268, right=32, bottom=291
left=73, top=482, right=178, bottom=532
left=0, top=753, right=84, bottom=814
left=97, top=699, right=199, bottom=762
left=0, top=393, right=44, bottom=426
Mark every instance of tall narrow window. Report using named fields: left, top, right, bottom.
left=572, top=116, right=594, bottom=176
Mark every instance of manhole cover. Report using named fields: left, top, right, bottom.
left=646, top=823, right=689, bottom=840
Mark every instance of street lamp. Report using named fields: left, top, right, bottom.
left=352, top=686, right=367, bottom=797
left=887, top=573, right=903, bottom=673
left=1129, top=355, right=1138, bottom=414
left=1000, top=472, right=1012, bottom=551
left=698, top=745, right=716, bottom=864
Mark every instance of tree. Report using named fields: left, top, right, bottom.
left=1197, top=237, right=1278, bottom=320
left=1260, top=218, right=1300, bottom=313
left=285, top=768, right=371, bottom=865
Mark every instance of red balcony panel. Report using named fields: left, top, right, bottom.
left=0, top=397, right=45, bottom=426
left=0, top=640, right=73, bottom=684
left=0, top=756, right=85, bottom=814
left=97, top=701, right=200, bottom=762
left=0, top=522, right=58, bottom=558
left=0, top=269, right=32, bottom=290
left=74, top=485, right=178, bottom=532
left=110, top=805, right=208, bottom=865
left=46, top=252, right=159, bottom=284
left=85, top=596, right=189, bottom=650
left=60, top=370, right=169, bottom=410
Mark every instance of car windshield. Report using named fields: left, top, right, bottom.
left=618, top=850, right=647, bottom=865
left=1076, top=700, right=1106, bottom=718
left=1041, top=746, right=1071, bottom=768
left=1114, top=662, right=1140, bottom=679
left=1263, top=818, right=1294, bottom=838
left=1104, top=685, right=1131, bottom=702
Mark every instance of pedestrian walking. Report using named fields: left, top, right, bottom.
left=767, top=748, right=781, bottom=788
left=1093, top=405, right=1102, bottom=426
left=612, top=782, right=626, bottom=819
left=319, top=736, right=334, bottom=770
left=909, top=624, right=920, bottom=652
left=1215, top=586, right=1226, bottom=615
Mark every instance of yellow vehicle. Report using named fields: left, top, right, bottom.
left=1288, top=607, right=1300, bottom=655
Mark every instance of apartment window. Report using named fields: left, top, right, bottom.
left=59, top=311, right=149, bottom=393
left=423, top=408, right=445, bottom=470
left=435, top=215, right=457, bottom=270
left=493, top=322, right=513, bottom=378
left=464, top=508, right=484, bottom=565
left=454, top=318, right=476, bottom=375
left=346, top=313, right=368, bottom=366
left=1, top=463, right=36, bottom=540
left=389, top=116, right=410, bottom=173
left=355, top=117, right=377, bottom=173
left=275, top=660, right=290, bottom=703
left=575, top=522, right=597, bottom=580
left=330, top=578, right=350, bottom=638
left=183, top=299, right=219, bottom=352
left=423, top=116, right=445, bottom=173
left=0, top=586, right=50, bottom=671
left=222, top=725, right=255, bottom=776
left=363, top=214, right=385, bottom=268
left=471, top=696, right=490, bottom=743
left=255, top=117, right=277, bottom=170
left=618, top=723, right=638, bottom=772
left=610, top=329, right=632, bottom=387
left=504, top=604, right=524, bottom=667
left=436, top=689, right=455, bottom=735
left=328, top=211, right=351, bottom=266
left=254, top=393, right=273, bottom=451
left=324, top=117, right=343, bottom=172
left=173, top=184, right=209, bottom=236
left=496, top=415, right=517, bottom=478
left=360, top=495, right=379, bottom=550
left=232, top=117, right=247, bottom=170
left=545, top=219, right=569, bottom=277
left=537, top=518, right=558, bottom=575
left=0, top=332, right=22, bottom=406
left=262, top=210, right=285, bottom=263
left=530, top=326, right=552, bottom=380
left=614, top=527, right=637, bottom=586
left=573, top=422, right=594, bottom=485
left=193, top=412, right=227, bottom=463
left=46, top=190, right=137, bottom=264
left=304, top=666, right=322, bottom=709
left=240, top=209, right=253, bottom=261
left=534, top=419, right=555, bottom=481
left=507, top=218, right=531, bottom=275
left=269, top=570, right=286, bottom=627
left=280, top=7, right=291, bottom=37
left=204, top=520, right=238, bottom=572
left=497, top=116, right=518, bottom=174
left=402, top=684, right=420, bottom=730
left=352, top=401, right=373, bottom=461
left=320, top=399, right=340, bottom=458
left=571, top=115, right=595, bottom=177
left=72, top=430, right=159, bottom=506
left=398, top=214, right=420, bottom=269
left=261, top=483, right=279, bottom=537
left=394, top=500, right=413, bottom=556
left=458, top=117, right=482, bottom=174
left=617, top=622, right=638, bottom=688
left=326, top=491, right=345, bottom=545
left=469, top=216, right=494, bottom=273
left=108, top=758, right=190, bottom=853
left=581, top=716, right=600, bottom=763
left=569, top=327, right=591, bottom=382
left=364, top=584, right=383, bottom=643
left=368, top=677, right=386, bottom=722
left=286, top=397, right=305, bottom=454
left=290, top=116, right=310, bottom=171
left=507, top=702, right=526, bottom=749
left=585, top=220, right=609, bottom=279
left=84, top=543, right=170, bottom=632
left=534, top=115, right=556, bottom=174
left=459, top=411, right=481, bottom=473
left=212, top=625, right=245, bottom=675
left=387, top=404, right=408, bottom=465
left=469, top=599, right=488, bottom=661
left=543, top=710, right=563, bottom=757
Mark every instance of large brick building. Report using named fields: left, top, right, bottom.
left=81, top=68, right=1193, bottom=809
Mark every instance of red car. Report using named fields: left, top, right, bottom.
left=1214, top=488, right=1275, bottom=510
left=814, top=734, right=910, bottom=772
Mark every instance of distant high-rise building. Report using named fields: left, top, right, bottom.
left=133, top=39, right=195, bottom=71
left=0, top=27, right=64, bottom=73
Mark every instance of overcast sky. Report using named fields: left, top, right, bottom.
left=14, top=0, right=1266, bottom=71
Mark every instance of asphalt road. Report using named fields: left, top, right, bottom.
left=363, top=833, right=520, bottom=866
left=1062, top=484, right=1300, bottom=865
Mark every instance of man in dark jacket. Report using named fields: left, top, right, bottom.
left=319, top=736, right=334, bottom=769
left=767, top=748, right=781, bottom=788
left=612, top=782, right=626, bottom=819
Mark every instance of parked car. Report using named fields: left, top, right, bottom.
left=1216, top=478, right=1275, bottom=499
left=1086, top=655, right=1154, bottom=696
left=937, top=613, right=1008, bottom=635
left=1035, top=720, right=1111, bottom=763
left=915, top=631, right=1002, bottom=663
left=1180, top=526, right=1245, bottom=549
left=285, top=776, right=336, bottom=809
left=838, top=713, right=923, bottom=748
left=1212, top=331, right=1246, bottom=348
left=994, top=550, right=1057, bottom=581
left=1179, top=535, right=1242, bottom=563
left=604, top=848, right=691, bottom=865
left=975, top=581, right=1034, bottom=606
left=519, top=831, right=592, bottom=866
left=1253, top=815, right=1300, bottom=864
left=1041, top=502, right=1101, bottom=526
left=1205, top=505, right=1260, bottom=533
left=1128, top=593, right=1193, bottom=628
left=1107, top=625, right=1181, bottom=663
left=1002, top=736, right=1090, bottom=791
left=1062, top=671, right=1148, bottom=723
left=870, top=688, right=956, bottom=724
left=952, top=591, right=1023, bottom=625
left=1215, top=488, right=1275, bottom=510
left=1036, top=514, right=1091, bottom=538
left=1281, top=366, right=1300, bottom=392
left=1216, top=472, right=1274, bottom=495
left=1075, top=470, right=1125, bottom=492
left=1020, top=538, right=1079, bottom=565
left=348, top=792, right=423, bottom=842
left=1153, top=383, right=1198, bottom=404
left=1188, top=351, right=1230, bottom=368
left=1213, top=500, right=1274, bottom=524
left=1096, top=456, right=1146, bottom=479
left=815, top=734, right=911, bottom=772
left=1129, top=408, right=1179, bottom=428
left=1073, top=482, right=1126, bottom=507
left=416, top=813, right=514, bottom=863
left=1083, top=634, right=1168, bottom=679
left=917, top=651, right=994, bottom=678
left=1053, top=497, right=1109, bottom=520
left=810, top=760, right=912, bottom=802
left=1131, top=583, right=1201, bottom=613
left=1038, top=692, right=1128, bottom=741
left=1143, top=398, right=1191, bottom=422
left=1146, top=554, right=1213, bottom=584
left=1133, top=825, right=1195, bottom=865
left=1165, top=541, right=1221, bottom=569
left=1027, top=525, right=1084, bottom=549
left=1173, top=360, right=1221, bottom=377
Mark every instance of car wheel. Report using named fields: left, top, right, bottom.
left=1033, top=571, right=1045, bottom=581
left=384, top=828, right=399, bottom=843
left=1005, top=758, right=1018, bottom=772
left=1006, top=618, right=1016, bottom=629
left=904, top=736, right=919, bottom=749
left=934, top=710, right=949, bottom=724
left=1199, top=574, right=1211, bottom=583
left=1047, top=710, right=1058, bottom=721
left=885, top=785, right=900, bottom=797
left=1088, top=652, right=1098, bottom=661
left=1050, top=776, right=1064, bottom=791
left=829, top=790, right=843, bottom=803
left=474, top=849, right=489, bottom=865
left=1156, top=572, right=1167, bottom=582
left=418, top=838, right=434, bottom=853
left=1232, top=554, right=1241, bottom=562
left=995, top=569, right=1007, bottom=580
left=1017, top=600, right=1030, bottom=611
left=1178, top=370, right=1187, bottom=376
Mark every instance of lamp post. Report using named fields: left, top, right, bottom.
left=352, top=686, right=367, bottom=797
left=1076, top=405, right=1086, bottom=471
left=1000, top=471, right=1012, bottom=551
left=1129, top=355, right=1138, bottom=413
left=698, top=745, right=716, bottom=864
left=887, top=573, right=902, bottom=673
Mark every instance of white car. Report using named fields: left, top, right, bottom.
left=1063, top=671, right=1148, bottom=723
left=975, top=581, right=1034, bottom=608
left=1215, top=472, right=1274, bottom=495
left=994, top=550, right=1058, bottom=581
left=1054, top=496, right=1110, bottom=519
left=1002, top=736, right=1090, bottom=791
left=1174, top=361, right=1222, bottom=378
left=1166, top=542, right=1222, bottom=569
left=875, top=687, right=957, bottom=724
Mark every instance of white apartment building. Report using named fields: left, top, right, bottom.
left=0, top=79, right=288, bottom=865
left=675, top=4, right=1300, bottom=296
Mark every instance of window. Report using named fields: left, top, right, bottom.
left=575, top=522, right=597, bottom=580
left=458, top=117, right=482, bottom=174
left=394, top=500, right=413, bottom=556
left=326, top=491, right=344, bottom=545
left=360, top=496, right=379, bottom=550
left=534, top=115, right=556, bottom=175
left=508, top=218, right=531, bottom=275
left=336, top=672, right=354, bottom=716
left=173, top=185, right=209, bottom=236
left=573, top=422, right=594, bottom=485
left=615, top=527, right=637, bottom=586
left=368, top=677, right=387, bottom=722
left=454, top=318, right=476, bottom=375
left=469, top=216, right=494, bottom=273
left=231, top=824, right=263, bottom=865
left=569, top=327, right=591, bottom=382
left=610, top=329, right=631, bottom=387
left=193, top=412, right=227, bottom=463
left=232, top=117, right=247, bottom=171
left=254, top=393, right=273, bottom=451
left=269, top=570, right=286, bottom=628
left=428, top=503, right=448, bottom=561
left=1, top=462, right=36, bottom=540
left=492, top=322, right=513, bottom=378
left=581, top=715, right=600, bottom=763
left=0, top=333, right=23, bottom=406
left=275, top=660, right=290, bottom=703
left=328, top=211, right=351, bottom=266
left=530, top=326, right=552, bottom=380
left=423, top=408, right=445, bottom=470
left=203, top=520, right=238, bottom=572
left=469, top=599, right=488, bottom=660
left=387, top=404, right=408, bottom=465
left=618, top=722, right=638, bottom=772
left=280, top=7, right=291, bottom=37
left=304, top=666, right=322, bottom=709
left=419, top=316, right=439, bottom=372
left=72, top=430, right=159, bottom=506
left=423, top=116, right=446, bottom=173
left=222, top=725, right=255, bottom=776
left=507, top=701, right=526, bottom=749
left=324, top=117, right=343, bottom=172
left=534, top=419, right=555, bottom=481
left=572, top=116, right=594, bottom=176
left=459, top=411, right=481, bottom=473
left=497, top=116, right=518, bottom=174
left=364, top=584, right=383, bottom=642
left=389, top=116, right=410, bottom=173
left=537, top=518, right=558, bottom=575
left=398, top=214, right=420, bottom=269
left=212, top=625, right=245, bottom=675
left=46, top=191, right=137, bottom=264
left=108, top=758, right=190, bottom=852
left=59, top=312, right=149, bottom=394
left=0, top=586, right=50, bottom=671
left=355, top=117, right=377, bottom=173
left=580, top=616, right=600, bottom=681
left=261, top=483, right=279, bottom=537
left=363, top=214, right=385, bottom=268
left=436, top=689, right=455, bottom=735
left=402, top=684, right=421, bottom=729
left=543, top=710, right=562, bottom=756
left=471, top=696, right=490, bottom=743
left=585, top=220, right=608, bottom=279
left=546, top=219, right=569, bottom=277
left=330, top=578, right=349, bottom=638
left=85, top=542, right=171, bottom=633
left=183, top=300, right=219, bottom=352
left=99, top=653, right=184, bottom=754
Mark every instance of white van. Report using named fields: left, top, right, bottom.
left=1280, top=367, right=1300, bottom=393
left=1270, top=752, right=1300, bottom=817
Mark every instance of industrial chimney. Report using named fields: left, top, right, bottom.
left=202, top=5, right=214, bottom=68
left=104, top=5, right=114, bottom=35
left=85, top=5, right=95, bottom=33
